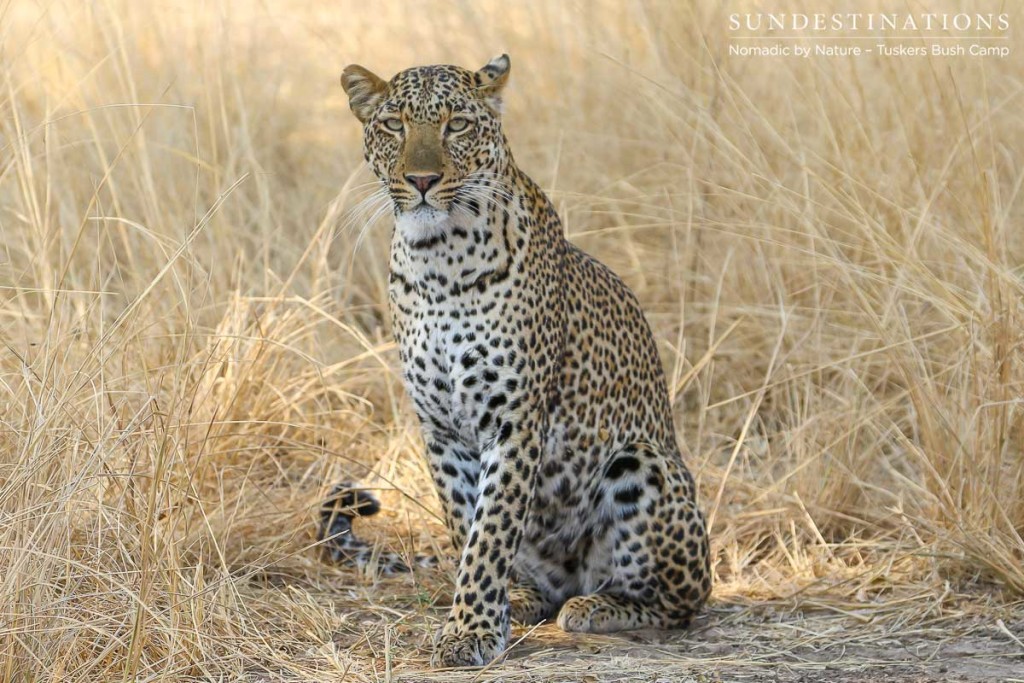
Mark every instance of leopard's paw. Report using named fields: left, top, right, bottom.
left=557, top=595, right=631, bottom=633
left=430, top=629, right=505, bottom=668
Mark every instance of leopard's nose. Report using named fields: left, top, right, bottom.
left=405, top=172, right=442, bottom=196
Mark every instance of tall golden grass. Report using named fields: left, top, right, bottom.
left=1, top=0, right=1022, bottom=679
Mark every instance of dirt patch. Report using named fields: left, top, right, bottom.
left=372, top=600, right=1024, bottom=682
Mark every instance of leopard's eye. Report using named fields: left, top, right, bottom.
left=446, top=117, right=471, bottom=134
left=381, top=117, right=403, bottom=133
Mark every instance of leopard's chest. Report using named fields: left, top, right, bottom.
left=390, top=272, right=519, bottom=449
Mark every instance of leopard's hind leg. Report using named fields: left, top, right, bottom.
left=510, top=576, right=558, bottom=625
left=557, top=444, right=710, bottom=633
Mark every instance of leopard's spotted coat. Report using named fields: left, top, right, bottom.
left=331, top=55, right=711, bottom=668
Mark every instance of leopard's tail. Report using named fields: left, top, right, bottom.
left=317, top=483, right=437, bottom=575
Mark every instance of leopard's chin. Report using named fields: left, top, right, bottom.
left=395, top=205, right=451, bottom=246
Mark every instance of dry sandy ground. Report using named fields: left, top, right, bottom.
left=253, top=564, right=1024, bottom=683
left=382, top=606, right=1024, bottom=682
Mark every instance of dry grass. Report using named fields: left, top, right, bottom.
left=2, top=1, right=1023, bottom=680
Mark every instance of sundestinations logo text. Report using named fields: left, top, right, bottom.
left=727, top=12, right=1012, bottom=59
left=728, top=13, right=1010, bottom=33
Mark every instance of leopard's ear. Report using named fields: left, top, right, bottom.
left=341, top=65, right=388, bottom=124
left=474, top=54, right=510, bottom=114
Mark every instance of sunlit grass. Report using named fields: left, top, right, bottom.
left=1, top=1, right=1022, bottom=679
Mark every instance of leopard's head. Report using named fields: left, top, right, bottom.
left=340, top=56, right=512, bottom=242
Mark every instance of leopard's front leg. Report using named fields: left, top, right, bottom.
left=431, top=394, right=544, bottom=668
left=422, top=431, right=480, bottom=552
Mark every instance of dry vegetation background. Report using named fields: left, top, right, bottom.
left=1, top=0, right=1023, bottom=681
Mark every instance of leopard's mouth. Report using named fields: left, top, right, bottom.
left=396, top=192, right=447, bottom=214
left=410, top=198, right=435, bottom=210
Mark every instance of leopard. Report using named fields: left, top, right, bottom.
left=331, top=54, right=711, bottom=668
